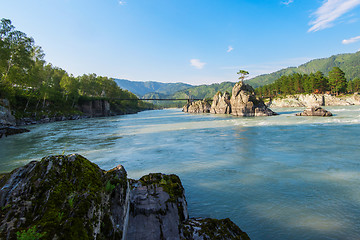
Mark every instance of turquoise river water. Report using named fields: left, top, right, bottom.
left=1, top=106, right=360, bottom=240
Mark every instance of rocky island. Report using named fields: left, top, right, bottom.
left=183, top=81, right=277, bottom=117
left=0, top=154, right=250, bottom=240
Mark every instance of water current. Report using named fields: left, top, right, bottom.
left=1, top=106, right=360, bottom=240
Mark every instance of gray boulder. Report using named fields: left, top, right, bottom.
left=296, top=106, right=333, bottom=116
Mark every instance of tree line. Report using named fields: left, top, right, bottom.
left=255, top=67, right=360, bottom=97
left=0, top=18, right=152, bottom=117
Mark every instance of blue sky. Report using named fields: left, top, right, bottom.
left=1, top=0, right=360, bottom=85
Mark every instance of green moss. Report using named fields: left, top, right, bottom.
left=18, top=155, right=106, bottom=239
left=16, top=226, right=46, bottom=240
left=139, top=173, right=184, bottom=203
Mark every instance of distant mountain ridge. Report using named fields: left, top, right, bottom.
left=246, top=51, right=360, bottom=88
left=114, top=79, right=192, bottom=97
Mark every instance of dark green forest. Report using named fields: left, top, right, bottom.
left=247, top=51, right=360, bottom=88
left=255, top=67, right=360, bottom=97
left=0, top=18, right=153, bottom=119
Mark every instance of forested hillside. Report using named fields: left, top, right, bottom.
left=247, top=51, right=360, bottom=88
left=171, top=82, right=236, bottom=100
left=0, top=18, right=152, bottom=119
left=114, top=79, right=192, bottom=97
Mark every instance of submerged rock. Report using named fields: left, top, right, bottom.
left=182, top=99, right=211, bottom=113
left=0, top=154, right=250, bottom=240
left=230, top=81, right=277, bottom=117
left=296, top=106, right=333, bottom=116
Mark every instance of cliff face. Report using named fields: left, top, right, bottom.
left=184, top=81, right=277, bottom=117
left=210, top=92, right=231, bottom=114
left=268, top=93, right=360, bottom=108
left=0, top=154, right=250, bottom=240
left=78, top=100, right=111, bottom=117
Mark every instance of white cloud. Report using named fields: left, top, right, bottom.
left=227, top=46, right=234, bottom=53
left=281, top=0, right=294, bottom=5
left=119, top=1, right=126, bottom=5
left=308, top=0, right=360, bottom=32
left=342, top=35, right=360, bottom=44
left=190, top=59, right=206, bottom=69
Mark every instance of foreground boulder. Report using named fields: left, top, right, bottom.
left=0, top=154, right=250, bottom=240
left=296, top=106, right=333, bottom=116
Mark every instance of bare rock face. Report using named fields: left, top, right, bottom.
left=296, top=106, right=333, bottom=116
left=183, top=100, right=211, bottom=113
left=230, top=81, right=277, bottom=117
left=78, top=99, right=111, bottom=117
left=127, top=173, right=188, bottom=240
left=0, top=155, right=250, bottom=240
left=0, top=99, right=15, bottom=127
left=210, top=92, right=231, bottom=114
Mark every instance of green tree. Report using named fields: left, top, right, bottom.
left=237, top=70, right=249, bottom=81
left=328, top=67, right=347, bottom=95
left=0, top=18, right=35, bottom=86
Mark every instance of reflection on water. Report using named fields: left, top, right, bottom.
left=1, top=106, right=360, bottom=240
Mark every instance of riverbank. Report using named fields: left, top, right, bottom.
left=266, top=93, right=360, bottom=108
left=0, top=98, right=154, bottom=137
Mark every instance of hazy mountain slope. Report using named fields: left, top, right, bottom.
left=247, top=51, right=360, bottom=88
left=114, top=79, right=192, bottom=97
left=171, top=82, right=236, bottom=99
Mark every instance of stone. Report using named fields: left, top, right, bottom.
left=210, top=92, right=231, bottom=114
left=0, top=154, right=250, bottom=240
left=230, top=81, right=277, bottom=117
left=296, top=106, right=333, bottom=116
left=183, top=99, right=211, bottom=113
left=0, top=99, right=16, bottom=127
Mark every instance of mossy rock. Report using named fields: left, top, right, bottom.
left=139, top=173, right=184, bottom=202
left=0, top=154, right=127, bottom=240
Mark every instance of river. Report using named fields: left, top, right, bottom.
left=1, top=106, right=360, bottom=240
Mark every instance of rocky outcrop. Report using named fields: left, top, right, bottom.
left=0, top=99, right=30, bottom=138
left=0, top=99, right=16, bottom=127
left=78, top=99, right=111, bottom=117
left=183, top=82, right=277, bottom=117
left=268, top=93, right=360, bottom=108
left=230, top=81, right=277, bottom=117
left=210, top=92, right=231, bottom=114
left=183, top=100, right=211, bottom=113
left=0, top=154, right=250, bottom=240
left=296, top=106, right=333, bottom=116
left=181, top=218, right=250, bottom=240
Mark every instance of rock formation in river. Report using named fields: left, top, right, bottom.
left=210, top=92, right=231, bottom=114
left=229, top=81, right=277, bottom=117
left=182, top=99, right=211, bottom=113
left=296, top=106, right=333, bottom=117
left=0, top=154, right=250, bottom=240
left=184, top=81, right=277, bottom=117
